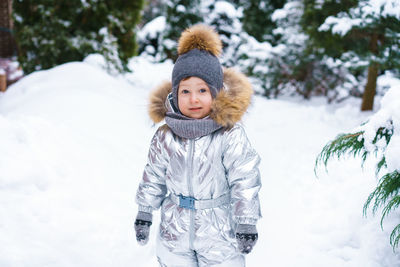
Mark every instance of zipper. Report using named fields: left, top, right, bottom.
left=187, top=139, right=195, bottom=250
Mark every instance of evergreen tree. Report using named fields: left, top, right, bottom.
left=140, top=0, right=165, bottom=26
left=303, top=0, right=400, bottom=111
left=315, top=85, right=400, bottom=249
left=163, top=0, right=203, bottom=60
left=13, top=0, right=144, bottom=73
left=137, top=0, right=248, bottom=64
left=238, top=0, right=286, bottom=44
left=201, top=0, right=244, bottom=67
left=256, top=0, right=356, bottom=99
left=137, top=0, right=166, bottom=60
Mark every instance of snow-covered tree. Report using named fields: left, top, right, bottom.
left=201, top=0, right=245, bottom=67
left=137, top=1, right=253, bottom=66
left=140, top=0, right=165, bottom=26
left=316, top=75, right=400, bottom=249
left=162, top=0, right=203, bottom=60
left=13, top=0, right=144, bottom=73
left=138, top=0, right=205, bottom=61
left=257, top=0, right=355, bottom=99
left=138, top=0, right=385, bottom=102
left=315, top=0, right=400, bottom=110
left=238, top=0, right=286, bottom=44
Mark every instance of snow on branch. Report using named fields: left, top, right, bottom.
left=319, top=0, right=400, bottom=36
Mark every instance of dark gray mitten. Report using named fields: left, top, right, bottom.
left=134, top=211, right=153, bottom=245
left=236, top=224, right=258, bottom=254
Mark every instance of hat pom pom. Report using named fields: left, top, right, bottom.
left=177, top=24, right=222, bottom=57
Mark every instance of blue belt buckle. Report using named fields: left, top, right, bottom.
left=179, top=195, right=196, bottom=210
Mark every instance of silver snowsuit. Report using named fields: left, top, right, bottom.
left=136, top=122, right=261, bottom=266
left=136, top=67, right=261, bottom=266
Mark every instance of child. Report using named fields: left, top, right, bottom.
left=135, top=24, right=262, bottom=267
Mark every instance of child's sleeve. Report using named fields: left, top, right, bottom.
left=222, top=125, right=262, bottom=225
left=136, top=128, right=168, bottom=213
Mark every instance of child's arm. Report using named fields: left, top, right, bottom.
left=134, top=128, right=169, bottom=245
left=136, top=127, right=168, bottom=214
left=222, top=125, right=262, bottom=225
left=222, top=125, right=261, bottom=253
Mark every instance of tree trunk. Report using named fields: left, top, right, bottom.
left=361, top=62, right=378, bottom=111
left=361, top=33, right=379, bottom=111
left=0, top=0, right=14, bottom=58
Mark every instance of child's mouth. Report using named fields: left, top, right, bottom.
left=189, top=107, right=202, bottom=111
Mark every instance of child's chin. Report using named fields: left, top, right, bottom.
left=190, top=114, right=204, bottom=119
left=183, top=111, right=204, bottom=119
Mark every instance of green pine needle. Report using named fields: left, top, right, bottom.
left=363, top=171, right=400, bottom=217
left=315, top=132, right=364, bottom=175
left=376, top=157, right=387, bottom=176
left=390, top=223, right=400, bottom=249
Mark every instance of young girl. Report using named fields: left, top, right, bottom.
left=134, top=24, right=262, bottom=267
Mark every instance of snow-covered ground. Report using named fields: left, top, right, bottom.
left=0, top=56, right=399, bottom=267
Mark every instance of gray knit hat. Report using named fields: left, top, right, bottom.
left=171, top=25, right=223, bottom=110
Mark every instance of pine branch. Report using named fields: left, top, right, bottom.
left=390, top=223, right=400, bottom=250
left=315, top=124, right=393, bottom=174
left=381, top=195, right=400, bottom=227
left=363, top=170, right=400, bottom=249
left=373, top=125, right=393, bottom=146
left=376, top=156, right=387, bottom=176
left=363, top=171, right=400, bottom=216
left=314, top=131, right=364, bottom=175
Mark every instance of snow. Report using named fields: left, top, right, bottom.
left=0, top=56, right=399, bottom=266
left=271, top=7, right=287, bottom=21
left=351, top=71, right=400, bottom=172
left=319, top=16, right=363, bottom=36
left=213, top=1, right=239, bottom=18
left=356, top=79, right=400, bottom=172
left=176, top=5, right=186, bottom=13
left=137, top=16, right=166, bottom=40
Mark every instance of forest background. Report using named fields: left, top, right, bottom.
left=10, top=0, right=400, bottom=112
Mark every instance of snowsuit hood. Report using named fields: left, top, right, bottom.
left=148, top=67, right=253, bottom=128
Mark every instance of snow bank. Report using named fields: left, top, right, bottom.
left=0, top=61, right=161, bottom=266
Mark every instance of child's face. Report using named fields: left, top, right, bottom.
left=178, top=77, right=213, bottom=119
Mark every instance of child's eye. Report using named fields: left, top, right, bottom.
left=200, top=88, right=207, bottom=93
left=181, top=89, right=189, bottom=94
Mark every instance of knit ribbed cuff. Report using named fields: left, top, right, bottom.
left=136, top=211, right=153, bottom=222
left=236, top=224, right=257, bottom=234
left=138, top=205, right=153, bottom=213
left=236, top=217, right=258, bottom=225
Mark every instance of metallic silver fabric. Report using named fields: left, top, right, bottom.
left=136, top=123, right=261, bottom=265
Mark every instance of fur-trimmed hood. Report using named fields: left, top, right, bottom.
left=148, top=68, right=253, bottom=128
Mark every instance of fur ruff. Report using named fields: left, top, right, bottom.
left=178, top=24, right=222, bottom=57
left=148, top=81, right=171, bottom=123
left=148, top=68, right=253, bottom=128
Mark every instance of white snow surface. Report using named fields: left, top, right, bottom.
left=0, top=56, right=399, bottom=267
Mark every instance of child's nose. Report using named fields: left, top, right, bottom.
left=190, top=93, right=199, bottom=103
